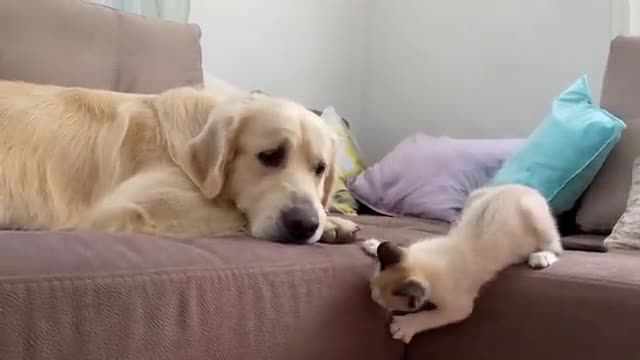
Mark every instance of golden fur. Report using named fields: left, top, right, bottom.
left=362, top=184, right=562, bottom=342
left=0, top=81, right=358, bottom=243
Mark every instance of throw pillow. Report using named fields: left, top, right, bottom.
left=604, top=157, right=640, bottom=250
left=491, top=75, right=626, bottom=214
left=347, top=134, right=524, bottom=222
left=319, top=106, right=367, bottom=215
left=320, top=106, right=367, bottom=179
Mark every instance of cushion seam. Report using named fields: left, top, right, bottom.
left=514, top=270, right=640, bottom=290
left=0, top=261, right=371, bottom=287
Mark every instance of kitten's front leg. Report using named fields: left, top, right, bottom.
left=362, top=238, right=381, bottom=256
left=390, top=302, right=473, bottom=343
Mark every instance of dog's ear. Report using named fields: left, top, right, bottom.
left=154, top=88, right=240, bottom=199
left=377, top=241, right=405, bottom=270
left=321, top=138, right=339, bottom=209
left=179, top=113, right=239, bottom=198
left=393, top=279, right=430, bottom=309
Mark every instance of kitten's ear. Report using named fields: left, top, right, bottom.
left=377, top=241, right=404, bottom=270
left=393, top=279, right=431, bottom=309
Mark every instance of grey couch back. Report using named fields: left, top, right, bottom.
left=577, top=36, right=640, bottom=233
left=0, top=0, right=203, bottom=93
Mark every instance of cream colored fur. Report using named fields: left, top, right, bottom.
left=362, top=184, right=562, bottom=343
left=0, top=81, right=358, bottom=243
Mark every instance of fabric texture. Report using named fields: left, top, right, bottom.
left=330, top=181, right=361, bottom=215
left=491, top=75, right=626, bottom=215
left=577, top=36, right=640, bottom=233
left=348, top=134, right=524, bottom=222
left=406, top=248, right=640, bottom=360
left=0, top=218, right=634, bottom=360
left=0, top=216, right=447, bottom=360
left=604, top=157, right=640, bottom=250
left=319, top=106, right=366, bottom=215
left=0, top=0, right=203, bottom=94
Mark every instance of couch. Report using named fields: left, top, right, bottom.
left=0, top=1, right=638, bottom=359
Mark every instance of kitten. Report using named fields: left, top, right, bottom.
left=362, top=184, right=562, bottom=343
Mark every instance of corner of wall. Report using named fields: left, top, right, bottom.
left=611, top=0, right=630, bottom=38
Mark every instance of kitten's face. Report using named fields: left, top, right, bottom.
left=370, top=242, right=436, bottom=313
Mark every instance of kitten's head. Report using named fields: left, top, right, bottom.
left=369, top=241, right=437, bottom=314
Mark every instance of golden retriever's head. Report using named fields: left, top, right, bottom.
left=369, top=242, right=436, bottom=313
left=158, top=89, right=338, bottom=244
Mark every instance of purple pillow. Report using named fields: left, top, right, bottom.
left=347, top=134, right=525, bottom=222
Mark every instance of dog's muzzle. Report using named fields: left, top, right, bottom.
left=278, top=198, right=320, bottom=244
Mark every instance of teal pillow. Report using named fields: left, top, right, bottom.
left=491, top=75, right=626, bottom=214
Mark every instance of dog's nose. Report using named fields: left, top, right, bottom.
left=280, top=204, right=320, bottom=243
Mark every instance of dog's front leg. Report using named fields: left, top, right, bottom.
left=389, top=302, right=473, bottom=343
left=81, top=203, right=150, bottom=234
left=319, top=216, right=360, bottom=243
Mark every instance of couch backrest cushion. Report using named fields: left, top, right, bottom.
left=576, top=36, right=640, bottom=233
left=0, top=0, right=203, bottom=93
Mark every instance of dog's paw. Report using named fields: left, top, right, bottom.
left=389, top=315, right=421, bottom=344
left=361, top=239, right=381, bottom=257
left=320, top=216, right=361, bottom=244
left=528, top=251, right=558, bottom=269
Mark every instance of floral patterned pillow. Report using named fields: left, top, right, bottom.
left=605, top=157, right=640, bottom=250
left=316, top=106, right=367, bottom=215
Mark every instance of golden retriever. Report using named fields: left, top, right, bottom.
left=0, top=81, right=359, bottom=244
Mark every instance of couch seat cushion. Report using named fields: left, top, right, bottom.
left=406, top=242, right=640, bottom=360
left=0, top=216, right=447, bottom=360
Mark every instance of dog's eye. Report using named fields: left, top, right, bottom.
left=314, top=162, right=326, bottom=176
left=257, top=145, right=286, bottom=168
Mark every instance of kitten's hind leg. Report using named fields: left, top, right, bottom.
left=528, top=250, right=559, bottom=269
left=520, top=193, right=563, bottom=270
left=528, top=221, right=563, bottom=270
left=528, top=228, right=563, bottom=269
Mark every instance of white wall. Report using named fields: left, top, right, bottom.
left=630, top=0, right=640, bottom=32
left=355, top=0, right=612, bottom=160
left=190, top=1, right=618, bottom=163
left=189, top=0, right=366, bottom=122
left=359, top=0, right=616, bottom=162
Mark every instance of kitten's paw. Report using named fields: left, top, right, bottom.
left=390, top=315, right=421, bottom=344
left=362, top=239, right=381, bottom=257
left=528, top=250, right=558, bottom=269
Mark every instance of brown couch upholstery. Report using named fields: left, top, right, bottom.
left=0, top=0, right=202, bottom=93
left=1, top=1, right=639, bottom=359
